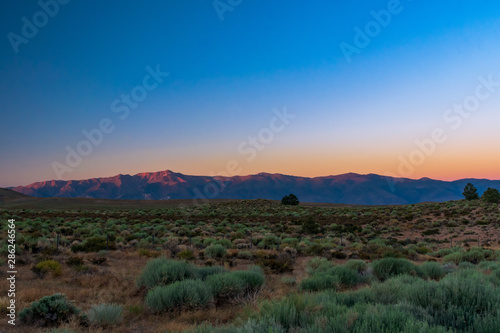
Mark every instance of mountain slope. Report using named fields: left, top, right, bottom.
left=11, top=170, right=500, bottom=205
left=0, top=188, right=31, bottom=203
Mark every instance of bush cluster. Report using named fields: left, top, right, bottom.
left=254, top=251, right=295, bottom=273
left=204, top=244, right=227, bottom=259
left=146, top=279, right=213, bottom=312
left=418, top=261, right=446, bottom=280
left=186, top=266, right=500, bottom=332
left=371, top=257, right=421, bottom=281
left=300, top=259, right=367, bottom=292
left=87, top=303, right=123, bottom=327
left=443, top=247, right=495, bottom=265
left=19, top=293, right=81, bottom=327
left=140, top=259, right=265, bottom=312
left=71, top=236, right=114, bottom=253
left=136, top=258, right=202, bottom=289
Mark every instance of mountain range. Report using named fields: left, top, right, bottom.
left=9, top=170, right=500, bottom=205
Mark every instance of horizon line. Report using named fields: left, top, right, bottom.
left=7, top=169, right=500, bottom=188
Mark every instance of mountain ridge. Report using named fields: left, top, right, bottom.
left=11, top=170, right=500, bottom=205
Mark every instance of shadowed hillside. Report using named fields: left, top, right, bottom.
left=0, top=187, right=30, bottom=202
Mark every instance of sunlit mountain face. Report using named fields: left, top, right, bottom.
left=11, top=170, right=500, bottom=205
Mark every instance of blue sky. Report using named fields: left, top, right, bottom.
left=1, top=0, right=500, bottom=186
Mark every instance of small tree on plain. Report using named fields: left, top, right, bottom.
left=482, top=187, right=500, bottom=204
left=281, top=194, right=299, bottom=206
left=462, top=183, right=479, bottom=200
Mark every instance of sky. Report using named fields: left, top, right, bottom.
left=1, top=0, right=500, bottom=187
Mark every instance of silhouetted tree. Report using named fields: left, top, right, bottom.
left=462, top=183, right=479, bottom=200
left=482, top=187, right=500, bottom=204
left=281, top=194, right=299, bottom=206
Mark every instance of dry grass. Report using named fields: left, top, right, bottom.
left=0, top=248, right=278, bottom=332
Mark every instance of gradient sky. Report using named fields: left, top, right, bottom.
left=1, top=0, right=500, bottom=187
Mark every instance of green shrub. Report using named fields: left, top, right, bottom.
left=421, top=228, right=440, bottom=236
left=19, top=293, right=80, bottom=327
left=302, top=217, right=320, bottom=234
left=443, top=248, right=489, bottom=265
left=300, top=274, right=337, bottom=292
left=237, top=250, right=252, bottom=259
left=281, top=238, right=299, bottom=247
left=137, top=248, right=160, bottom=257
left=443, top=252, right=464, bottom=265
left=248, top=264, right=264, bottom=276
left=87, top=303, right=123, bottom=327
left=478, top=261, right=500, bottom=271
left=344, top=259, right=367, bottom=274
left=306, top=257, right=334, bottom=275
left=176, top=249, right=195, bottom=260
left=462, top=248, right=486, bottom=264
left=202, top=238, right=216, bottom=247
left=429, top=247, right=463, bottom=258
left=458, top=261, right=475, bottom=270
left=415, top=245, right=431, bottom=254
left=327, top=265, right=364, bottom=288
left=351, top=303, right=438, bottom=333
left=371, top=258, right=420, bottom=281
left=258, top=294, right=318, bottom=330
left=281, top=277, right=297, bottom=286
left=136, top=258, right=197, bottom=289
left=307, top=244, right=326, bottom=256
left=178, top=257, right=500, bottom=333
left=257, top=235, right=278, bottom=249
left=0, top=242, right=20, bottom=255
left=145, top=279, right=212, bottom=312
left=33, top=260, right=62, bottom=278
left=197, top=266, right=227, bottom=280
left=71, top=237, right=114, bottom=253
left=232, top=268, right=265, bottom=292
left=205, top=244, right=227, bottom=259
left=350, top=242, right=364, bottom=251
left=127, top=304, right=143, bottom=316
left=405, top=271, right=500, bottom=331
left=302, top=260, right=365, bottom=292
left=138, top=239, right=150, bottom=249
left=419, top=261, right=446, bottom=280
left=490, top=268, right=500, bottom=286
left=206, top=273, right=245, bottom=302
left=214, top=238, right=233, bottom=249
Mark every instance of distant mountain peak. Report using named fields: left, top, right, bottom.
left=10, top=170, right=500, bottom=205
left=255, top=172, right=286, bottom=177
